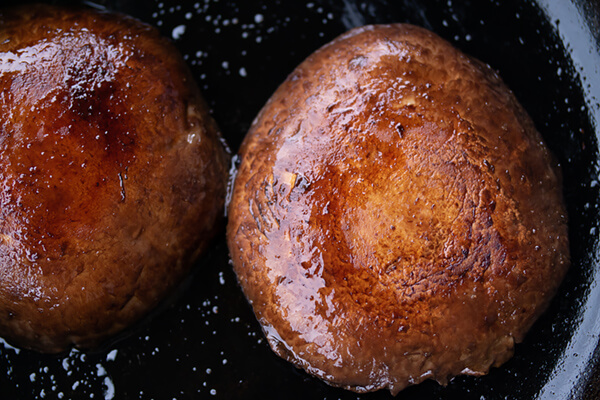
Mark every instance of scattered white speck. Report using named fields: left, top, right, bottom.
left=29, top=373, right=36, bottom=382
left=212, top=306, right=219, bottom=314
left=222, top=359, right=228, bottom=365
left=254, top=13, right=264, bottom=23
left=103, top=376, right=115, bottom=400
left=97, top=364, right=107, bottom=377
left=465, top=34, right=472, bottom=41
left=185, top=12, right=193, bottom=20
left=206, top=368, right=212, bottom=374
left=210, top=389, right=217, bottom=395
left=106, top=349, right=118, bottom=362
left=172, top=25, right=186, bottom=40
left=221, top=61, right=229, bottom=70
left=557, top=67, right=562, bottom=76
left=62, top=358, right=70, bottom=371
left=72, top=381, right=80, bottom=391
left=0, top=338, right=20, bottom=354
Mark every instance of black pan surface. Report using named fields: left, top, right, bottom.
left=0, top=0, right=599, bottom=399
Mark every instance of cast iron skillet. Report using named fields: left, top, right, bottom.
left=0, top=0, right=598, bottom=399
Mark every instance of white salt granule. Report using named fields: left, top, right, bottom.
left=106, top=349, right=118, bottom=362
left=172, top=25, right=186, bottom=40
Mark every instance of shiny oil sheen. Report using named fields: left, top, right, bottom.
left=0, top=0, right=598, bottom=399
left=1, top=30, right=137, bottom=265
left=0, top=4, right=229, bottom=353
left=227, top=23, right=569, bottom=394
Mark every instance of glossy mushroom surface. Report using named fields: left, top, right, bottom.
left=227, top=24, right=570, bottom=394
left=0, top=5, right=229, bottom=353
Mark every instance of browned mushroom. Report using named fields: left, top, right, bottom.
left=0, top=5, right=229, bottom=353
left=227, top=24, right=569, bottom=394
